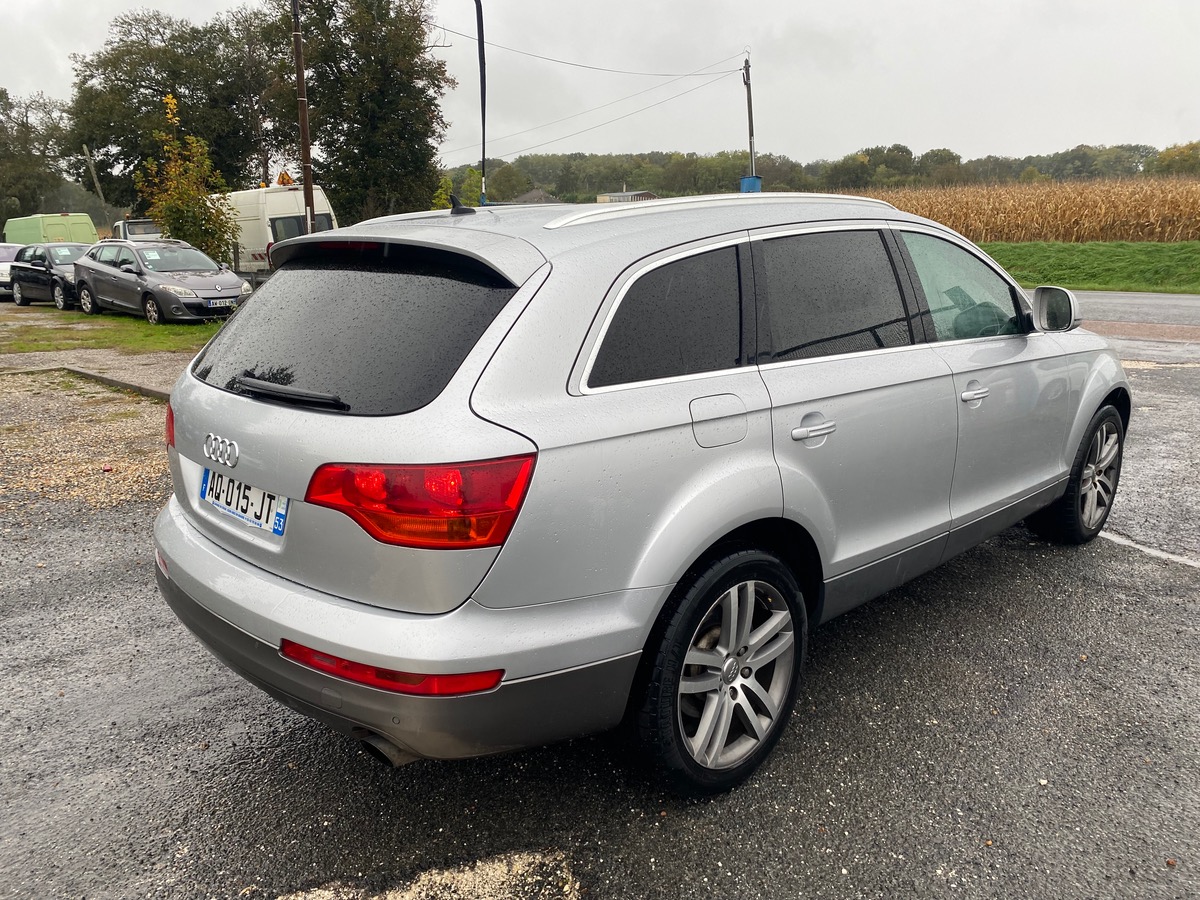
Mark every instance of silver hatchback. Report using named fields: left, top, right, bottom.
left=154, top=194, right=1130, bottom=794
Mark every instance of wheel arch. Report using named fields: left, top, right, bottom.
left=624, top=515, right=824, bottom=724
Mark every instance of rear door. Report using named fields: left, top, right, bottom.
left=891, top=227, right=1073, bottom=552
left=752, top=225, right=958, bottom=619
left=91, top=244, right=122, bottom=307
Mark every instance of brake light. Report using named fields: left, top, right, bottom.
left=304, top=454, right=535, bottom=549
left=280, top=639, right=503, bottom=695
left=165, top=402, right=175, bottom=447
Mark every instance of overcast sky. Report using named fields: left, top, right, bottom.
left=4, top=0, right=1198, bottom=167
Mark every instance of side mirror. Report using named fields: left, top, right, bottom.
left=1031, top=286, right=1081, bottom=333
left=120, top=264, right=137, bottom=275
left=219, top=262, right=231, bottom=271
left=39, top=259, right=52, bottom=269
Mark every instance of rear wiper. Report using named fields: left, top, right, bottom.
left=233, top=375, right=350, bottom=411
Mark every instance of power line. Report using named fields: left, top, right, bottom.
left=438, top=26, right=737, bottom=78
left=440, top=53, right=744, bottom=156
left=450, top=70, right=737, bottom=162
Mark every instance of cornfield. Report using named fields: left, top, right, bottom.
left=856, top=178, right=1200, bottom=243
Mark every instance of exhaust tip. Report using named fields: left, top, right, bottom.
left=360, top=733, right=419, bottom=768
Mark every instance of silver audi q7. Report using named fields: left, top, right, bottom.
left=154, top=194, right=1130, bottom=794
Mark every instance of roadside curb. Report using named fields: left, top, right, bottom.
left=0, top=365, right=170, bottom=402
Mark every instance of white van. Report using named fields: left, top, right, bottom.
left=219, top=186, right=338, bottom=272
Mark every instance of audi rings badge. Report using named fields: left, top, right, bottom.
left=204, top=433, right=240, bottom=468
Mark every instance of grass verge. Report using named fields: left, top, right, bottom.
left=0, top=306, right=221, bottom=354
left=981, top=241, right=1200, bottom=294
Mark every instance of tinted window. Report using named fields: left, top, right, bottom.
left=193, top=248, right=517, bottom=416
left=116, top=248, right=137, bottom=268
left=97, top=245, right=120, bottom=265
left=899, top=232, right=1020, bottom=341
left=15, top=247, right=33, bottom=263
left=758, top=230, right=912, bottom=362
left=270, top=214, right=333, bottom=242
left=588, top=246, right=742, bottom=388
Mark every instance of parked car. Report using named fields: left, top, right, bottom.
left=8, top=243, right=90, bottom=308
left=74, top=238, right=252, bottom=324
left=153, top=194, right=1131, bottom=794
left=0, top=243, right=21, bottom=298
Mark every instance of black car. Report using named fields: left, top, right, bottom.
left=9, top=243, right=90, bottom=309
left=74, top=238, right=251, bottom=324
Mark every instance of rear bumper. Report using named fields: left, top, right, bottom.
left=153, top=499, right=647, bottom=760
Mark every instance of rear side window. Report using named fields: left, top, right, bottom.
left=588, top=246, right=742, bottom=388
left=756, top=230, right=913, bottom=362
left=193, top=247, right=517, bottom=416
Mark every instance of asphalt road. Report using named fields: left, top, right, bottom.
left=2, top=294, right=1198, bottom=899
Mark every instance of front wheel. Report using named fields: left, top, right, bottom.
left=638, top=550, right=807, bottom=795
left=12, top=282, right=28, bottom=306
left=143, top=295, right=164, bottom=325
left=1027, top=404, right=1124, bottom=544
left=52, top=281, right=70, bottom=310
left=78, top=285, right=101, bottom=315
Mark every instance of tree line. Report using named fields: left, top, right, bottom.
left=445, top=141, right=1200, bottom=205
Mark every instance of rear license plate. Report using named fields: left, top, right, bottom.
left=207, top=298, right=236, bottom=308
left=201, top=469, right=289, bottom=535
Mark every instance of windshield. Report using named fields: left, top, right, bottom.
left=138, top=246, right=219, bottom=273
left=49, top=245, right=89, bottom=264
left=125, top=220, right=160, bottom=235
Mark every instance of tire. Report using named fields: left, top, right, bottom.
left=1027, top=404, right=1124, bottom=544
left=143, top=295, right=164, bottom=325
left=637, top=549, right=807, bottom=795
left=12, top=282, right=28, bottom=306
left=52, top=281, right=70, bottom=310
left=78, top=284, right=101, bottom=315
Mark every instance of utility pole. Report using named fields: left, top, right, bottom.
left=291, top=0, right=316, bottom=233
left=474, top=0, right=487, bottom=205
left=743, top=55, right=756, bottom=178
left=81, top=145, right=106, bottom=206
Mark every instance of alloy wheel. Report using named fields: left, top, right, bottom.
left=676, top=579, right=796, bottom=770
left=1079, top=420, right=1120, bottom=530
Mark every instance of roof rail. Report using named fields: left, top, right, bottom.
left=543, top=192, right=896, bottom=230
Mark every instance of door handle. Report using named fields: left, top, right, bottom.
left=791, top=421, right=836, bottom=441
left=960, top=387, right=990, bottom=402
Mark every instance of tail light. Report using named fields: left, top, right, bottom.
left=304, top=454, right=535, bottom=549
left=165, top=402, right=175, bottom=447
left=281, top=640, right=502, bottom=695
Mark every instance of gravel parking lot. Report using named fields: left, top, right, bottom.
left=2, top=355, right=1198, bottom=898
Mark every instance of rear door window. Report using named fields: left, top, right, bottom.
left=755, top=229, right=914, bottom=362
left=587, top=246, right=743, bottom=388
left=192, top=246, right=517, bottom=416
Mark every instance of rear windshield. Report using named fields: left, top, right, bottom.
left=0, top=246, right=18, bottom=262
left=192, top=248, right=517, bottom=416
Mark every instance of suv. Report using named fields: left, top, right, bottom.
left=153, top=194, right=1130, bottom=794
left=74, top=238, right=251, bottom=324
